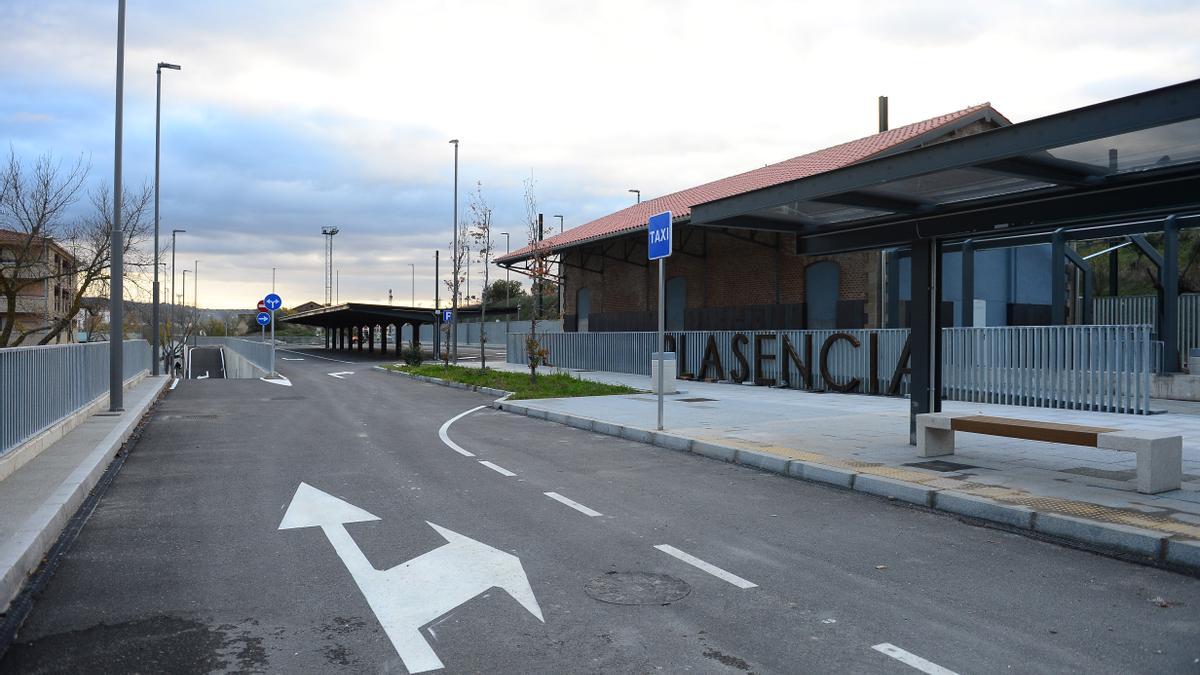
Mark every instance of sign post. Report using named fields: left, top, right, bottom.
left=264, top=293, right=282, bottom=376
left=257, top=299, right=268, bottom=342
left=647, top=211, right=672, bottom=431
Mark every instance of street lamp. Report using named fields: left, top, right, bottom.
left=193, top=259, right=199, bottom=347
left=628, top=189, right=640, bottom=204
left=449, top=138, right=459, bottom=361
left=181, top=268, right=190, bottom=344
left=500, top=232, right=510, bottom=327
left=109, top=0, right=128, bottom=411
left=321, top=226, right=339, bottom=306
left=152, top=60, right=181, bottom=376
left=408, top=263, right=415, bottom=306
left=170, top=228, right=185, bottom=358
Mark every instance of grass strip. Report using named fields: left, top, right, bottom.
left=386, top=364, right=643, bottom=400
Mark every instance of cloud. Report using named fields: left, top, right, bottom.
left=1, top=0, right=1198, bottom=308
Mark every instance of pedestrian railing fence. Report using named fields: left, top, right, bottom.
left=1, top=340, right=151, bottom=457
left=507, top=325, right=1154, bottom=414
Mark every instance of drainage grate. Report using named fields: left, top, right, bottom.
left=903, top=460, right=981, bottom=473
left=678, top=397, right=717, bottom=403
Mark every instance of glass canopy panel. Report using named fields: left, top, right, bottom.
left=872, top=168, right=1055, bottom=206
left=763, top=200, right=890, bottom=225
left=1046, top=118, right=1200, bottom=174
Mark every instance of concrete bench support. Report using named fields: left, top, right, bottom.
left=915, top=413, right=1183, bottom=495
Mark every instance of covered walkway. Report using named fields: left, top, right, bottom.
left=281, top=303, right=477, bottom=357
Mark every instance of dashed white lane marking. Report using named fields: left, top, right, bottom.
left=438, top=406, right=486, bottom=457
left=544, top=492, right=602, bottom=517
left=277, top=348, right=355, bottom=364
left=169, top=378, right=179, bottom=390
left=872, top=644, right=959, bottom=675
left=280, top=357, right=305, bottom=361
left=653, top=544, right=757, bottom=589
left=479, top=461, right=516, bottom=477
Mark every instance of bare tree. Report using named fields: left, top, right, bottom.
left=523, top=177, right=551, bottom=383
left=467, top=182, right=493, bottom=369
left=443, top=220, right=470, bottom=366
left=0, top=149, right=153, bottom=347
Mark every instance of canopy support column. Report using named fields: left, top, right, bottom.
left=909, top=238, right=943, bottom=445
left=961, top=239, right=974, bottom=327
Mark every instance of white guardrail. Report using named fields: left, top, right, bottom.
left=1, top=340, right=151, bottom=456
left=507, top=325, right=1155, bottom=414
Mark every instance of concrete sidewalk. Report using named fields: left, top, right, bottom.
left=424, top=358, right=1200, bottom=571
left=0, top=375, right=169, bottom=613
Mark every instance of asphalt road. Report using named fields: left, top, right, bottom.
left=188, top=346, right=225, bottom=380
left=3, top=347, right=1199, bottom=674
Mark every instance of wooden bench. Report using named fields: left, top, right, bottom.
left=916, top=413, right=1183, bottom=494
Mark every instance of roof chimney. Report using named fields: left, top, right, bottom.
left=878, top=96, right=888, bottom=132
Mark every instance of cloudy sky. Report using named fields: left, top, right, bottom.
left=2, top=0, right=1198, bottom=309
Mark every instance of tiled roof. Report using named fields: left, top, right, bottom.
left=498, top=103, right=999, bottom=263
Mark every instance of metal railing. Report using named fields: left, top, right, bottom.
left=1094, top=293, right=1200, bottom=360
left=509, top=325, right=1155, bottom=414
left=1, top=340, right=151, bottom=456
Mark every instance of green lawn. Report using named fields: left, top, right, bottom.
left=385, top=364, right=642, bottom=400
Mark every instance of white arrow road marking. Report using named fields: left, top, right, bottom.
left=328, top=371, right=356, bottom=379
left=438, top=406, right=486, bottom=457
left=872, top=644, right=959, bottom=675
left=478, top=460, right=516, bottom=477
left=279, top=483, right=543, bottom=673
left=544, top=492, right=602, bottom=517
left=261, top=375, right=292, bottom=387
left=280, top=357, right=305, bottom=361
left=169, top=378, right=179, bottom=390
left=654, top=544, right=757, bottom=589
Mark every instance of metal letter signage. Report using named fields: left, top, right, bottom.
left=647, top=211, right=672, bottom=261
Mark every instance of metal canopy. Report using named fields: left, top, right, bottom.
left=690, top=78, right=1200, bottom=254
left=281, top=303, right=475, bottom=328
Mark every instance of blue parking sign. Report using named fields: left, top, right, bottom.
left=648, top=211, right=672, bottom=261
left=441, top=309, right=452, bottom=323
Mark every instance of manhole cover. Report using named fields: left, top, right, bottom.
left=903, top=460, right=980, bottom=473
left=585, top=572, right=691, bottom=605
left=678, top=397, right=716, bottom=403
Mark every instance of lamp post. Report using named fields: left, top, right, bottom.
left=109, top=0, right=127, bottom=411
left=152, top=60, right=181, bottom=376
left=193, top=259, right=198, bottom=346
left=321, top=226, right=339, bottom=306
left=628, top=189, right=640, bottom=204
left=181, top=268, right=190, bottom=346
left=408, top=263, right=415, bottom=306
left=272, top=266, right=276, bottom=293
left=501, top=232, right=510, bottom=329
left=553, top=215, right=564, bottom=316
left=449, top=139, right=459, bottom=361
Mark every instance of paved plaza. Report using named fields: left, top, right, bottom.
left=474, top=359, right=1200, bottom=541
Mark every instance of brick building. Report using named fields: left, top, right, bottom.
left=0, top=229, right=78, bottom=345
left=498, top=103, right=1012, bottom=332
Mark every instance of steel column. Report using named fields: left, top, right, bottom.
left=1163, top=215, right=1181, bottom=371
left=961, top=239, right=974, bottom=327
left=885, top=249, right=900, bottom=328
left=908, top=238, right=942, bottom=444
left=1051, top=228, right=1066, bottom=325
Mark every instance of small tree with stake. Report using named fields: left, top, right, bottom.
left=522, top=177, right=550, bottom=383
left=442, top=220, right=470, bottom=367
left=467, top=182, right=493, bottom=369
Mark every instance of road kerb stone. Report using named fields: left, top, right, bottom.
left=934, top=491, right=1035, bottom=530
left=794, top=462, right=856, bottom=489
left=544, top=411, right=570, bottom=426
left=591, top=420, right=623, bottom=437
left=1035, top=512, right=1166, bottom=559
left=1164, top=538, right=1200, bottom=569
left=735, top=449, right=791, bottom=476
left=853, top=474, right=936, bottom=507
left=690, top=440, right=737, bottom=463
left=620, top=426, right=654, bottom=444
left=566, top=415, right=594, bottom=432
left=652, top=432, right=693, bottom=453
left=525, top=407, right=549, bottom=420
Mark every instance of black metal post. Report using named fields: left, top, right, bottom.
left=1109, top=240, right=1120, bottom=296
left=961, top=239, right=974, bottom=327
left=885, top=249, right=900, bottom=328
left=1050, top=228, right=1066, bottom=325
left=108, top=0, right=126, bottom=412
left=908, top=238, right=942, bottom=444
left=1163, top=215, right=1180, bottom=372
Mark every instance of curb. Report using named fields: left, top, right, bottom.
left=373, top=366, right=512, bottom=400
left=0, top=375, right=170, bottom=614
left=494, top=399, right=1199, bottom=575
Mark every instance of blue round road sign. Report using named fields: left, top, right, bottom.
left=264, top=293, right=283, bottom=311
left=256, top=312, right=271, bottom=326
